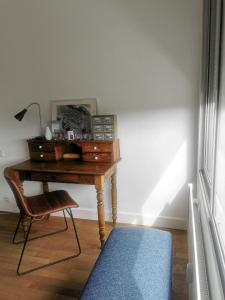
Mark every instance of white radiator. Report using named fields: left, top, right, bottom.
left=187, top=184, right=210, bottom=300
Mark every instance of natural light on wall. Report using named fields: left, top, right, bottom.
left=138, top=141, right=187, bottom=226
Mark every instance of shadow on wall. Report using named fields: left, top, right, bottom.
left=96, top=0, right=201, bottom=113
left=110, top=0, right=200, bottom=79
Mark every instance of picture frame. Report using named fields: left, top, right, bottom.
left=51, top=99, right=97, bottom=136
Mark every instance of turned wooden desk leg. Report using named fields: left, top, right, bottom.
left=42, top=182, right=50, bottom=220
left=111, top=170, right=117, bottom=227
left=95, top=176, right=105, bottom=249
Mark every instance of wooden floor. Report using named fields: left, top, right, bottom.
left=0, top=213, right=188, bottom=300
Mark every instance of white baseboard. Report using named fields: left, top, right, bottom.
left=116, top=211, right=187, bottom=230
left=1, top=206, right=186, bottom=230
left=54, top=208, right=187, bottom=230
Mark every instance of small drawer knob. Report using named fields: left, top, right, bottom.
left=40, top=154, right=44, bottom=158
left=94, top=156, right=98, bottom=160
left=39, top=145, right=43, bottom=149
left=94, top=146, right=97, bottom=150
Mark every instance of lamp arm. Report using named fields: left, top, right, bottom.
left=26, top=102, right=43, bottom=133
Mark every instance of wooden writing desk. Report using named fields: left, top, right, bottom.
left=9, top=159, right=118, bottom=248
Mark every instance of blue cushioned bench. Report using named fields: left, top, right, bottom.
left=80, top=227, right=173, bottom=300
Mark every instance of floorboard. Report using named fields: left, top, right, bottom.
left=0, top=213, right=188, bottom=299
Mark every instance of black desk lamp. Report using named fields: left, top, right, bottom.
left=14, top=102, right=43, bottom=137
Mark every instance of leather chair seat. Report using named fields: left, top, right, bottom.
left=26, top=190, right=79, bottom=217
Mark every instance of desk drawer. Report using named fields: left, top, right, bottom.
left=30, top=172, right=94, bottom=184
left=29, top=142, right=55, bottom=152
left=82, top=143, right=112, bottom=153
left=83, top=152, right=112, bottom=162
left=30, top=152, right=57, bottom=161
left=28, top=141, right=64, bottom=161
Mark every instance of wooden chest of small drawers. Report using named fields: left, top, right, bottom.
left=27, top=139, right=120, bottom=163
left=28, top=140, right=64, bottom=161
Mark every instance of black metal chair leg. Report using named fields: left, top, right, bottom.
left=12, top=214, right=23, bottom=244
left=17, top=217, right=33, bottom=275
left=16, top=210, right=81, bottom=276
left=63, top=209, right=68, bottom=230
left=13, top=210, right=69, bottom=245
left=69, top=208, right=81, bottom=254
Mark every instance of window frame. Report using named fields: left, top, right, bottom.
left=198, top=0, right=225, bottom=296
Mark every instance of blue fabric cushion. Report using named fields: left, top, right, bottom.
left=80, top=227, right=172, bottom=300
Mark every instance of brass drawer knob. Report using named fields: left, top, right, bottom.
left=40, top=154, right=44, bottom=158
left=94, top=146, right=97, bottom=150
left=94, top=156, right=98, bottom=160
left=39, top=145, right=43, bottom=149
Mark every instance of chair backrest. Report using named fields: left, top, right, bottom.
left=4, top=167, right=31, bottom=216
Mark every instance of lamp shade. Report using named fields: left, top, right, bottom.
left=14, top=109, right=27, bottom=121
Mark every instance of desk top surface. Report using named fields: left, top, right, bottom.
left=10, top=160, right=118, bottom=176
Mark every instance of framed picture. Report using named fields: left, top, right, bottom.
left=52, top=99, right=97, bottom=136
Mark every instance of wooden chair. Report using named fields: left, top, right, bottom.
left=4, top=167, right=81, bottom=275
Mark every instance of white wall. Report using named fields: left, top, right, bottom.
left=0, top=0, right=202, bottom=229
